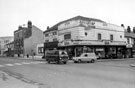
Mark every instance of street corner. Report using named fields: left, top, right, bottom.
left=0, top=71, right=39, bottom=88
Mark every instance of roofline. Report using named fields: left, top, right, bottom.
left=43, top=15, right=105, bottom=33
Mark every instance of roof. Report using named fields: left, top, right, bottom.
left=125, top=32, right=135, bottom=38
left=44, top=16, right=105, bottom=33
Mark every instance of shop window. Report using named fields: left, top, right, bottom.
left=38, top=47, right=44, bottom=54
left=98, top=33, right=101, bottom=40
left=110, top=34, right=113, bottom=41
left=64, top=34, right=71, bottom=40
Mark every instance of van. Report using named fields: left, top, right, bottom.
left=45, top=50, right=69, bottom=64
left=73, top=53, right=98, bottom=63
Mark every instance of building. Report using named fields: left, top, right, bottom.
left=5, top=41, right=14, bottom=56
left=44, top=16, right=126, bottom=59
left=0, top=36, right=14, bottom=56
left=124, top=28, right=135, bottom=58
left=14, top=21, right=44, bottom=57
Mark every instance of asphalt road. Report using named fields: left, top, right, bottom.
left=0, top=57, right=135, bottom=88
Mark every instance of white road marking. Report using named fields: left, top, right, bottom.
left=0, top=61, right=45, bottom=68
left=0, top=65, right=4, bottom=67
left=21, top=62, right=31, bottom=64
left=5, top=64, right=14, bottom=66
left=14, top=63, right=22, bottom=65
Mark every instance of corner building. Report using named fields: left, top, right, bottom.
left=44, top=16, right=126, bottom=59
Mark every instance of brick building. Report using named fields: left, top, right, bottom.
left=14, top=21, right=44, bottom=57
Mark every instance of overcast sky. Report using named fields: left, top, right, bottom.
left=0, top=0, right=135, bottom=37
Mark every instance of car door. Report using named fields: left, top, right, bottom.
left=83, top=53, right=89, bottom=61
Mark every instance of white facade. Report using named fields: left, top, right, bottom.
left=58, top=19, right=126, bottom=46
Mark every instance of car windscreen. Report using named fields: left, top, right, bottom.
left=59, top=51, right=67, bottom=55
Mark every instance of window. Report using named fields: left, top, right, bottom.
left=38, top=47, right=44, bottom=54
left=120, top=35, right=122, bottom=38
left=53, top=32, right=57, bottom=35
left=45, top=40, right=49, bottom=42
left=127, top=38, right=130, bottom=44
left=110, top=34, right=113, bottom=41
left=98, top=33, right=101, bottom=40
left=53, top=38, right=57, bottom=41
left=45, top=33, right=49, bottom=37
left=85, top=32, right=87, bottom=36
left=64, top=34, right=71, bottom=40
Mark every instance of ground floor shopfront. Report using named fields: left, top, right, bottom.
left=44, top=42, right=127, bottom=59
left=58, top=45, right=126, bottom=59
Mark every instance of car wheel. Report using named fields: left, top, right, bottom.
left=56, top=61, right=60, bottom=64
left=48, top=61, right=50, bottom=64
left=74, top=61, right=78, bottom=63
left=87, top=61, right=90, bottom=63
left=78, top=59, right=81, bottom=62
left=63, top=62, right=67, bottom=64
left=91, top=59, right=95, bottom=63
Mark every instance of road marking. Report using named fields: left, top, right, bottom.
left=0, top=61, right=45, bottom=68
left=21, top=62, right=31, bottom=64
left=0, top=65, right=4, bottom=67
left=14, top=63, right=22, bottom=65
left=5, top=64, right=14, bottom=66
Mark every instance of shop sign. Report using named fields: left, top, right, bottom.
left=126, top=44, right=132, bottom=48
left=104, top=41, right=110, bottom=45
left=64, top=41, right=70, bottom=46
left=96, top=48, right=104, bottom=51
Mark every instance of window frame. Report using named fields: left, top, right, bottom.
left=97, top=33, right=101, bottom=40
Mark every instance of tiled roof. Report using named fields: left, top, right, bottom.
left=44, top=16, right=105, bottom=33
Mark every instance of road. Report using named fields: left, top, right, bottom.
left=0, top=57, right=135, bottom=88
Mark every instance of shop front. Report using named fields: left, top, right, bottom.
left=58, top=40, right=126, bottom=59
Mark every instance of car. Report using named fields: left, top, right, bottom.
left=72, top=53, right=98, bottom=63
left=45, top=50, right=69, bottom=64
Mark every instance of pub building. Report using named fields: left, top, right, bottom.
left=44, top=16, right=126, bottom=59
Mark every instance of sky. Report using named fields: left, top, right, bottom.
left=0, top=0, right=135, bottom=37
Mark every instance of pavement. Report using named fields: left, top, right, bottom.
left=0, top=71, right=39, bottom=88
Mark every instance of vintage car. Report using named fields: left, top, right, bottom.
left=72, top=53, right=98, bottom=63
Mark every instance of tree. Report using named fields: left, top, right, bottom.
left=127, top=26, right=131, bottom=33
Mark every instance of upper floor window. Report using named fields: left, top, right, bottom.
left=53, top=32, right=57, bottom=35
left=64, top=34, right=71, bottom=40
left=45, top=33, right=49, bottom=37
left=45, top=40, right=49, bottom=42
left=120, top=35, right=122, bottom=38
left=53, top=38, right=57, bottom=41
left=110, top=34, right=113, bottom=41
left=98, top=33, right=101, bottom=40
left=4, top=40, right=9, bottom=44
left=127, top=38, right=130, bottom=44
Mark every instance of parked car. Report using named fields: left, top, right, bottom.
left=45, top=50, right=69, bottom=64
left=73, top=53, right=98, bottom=63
